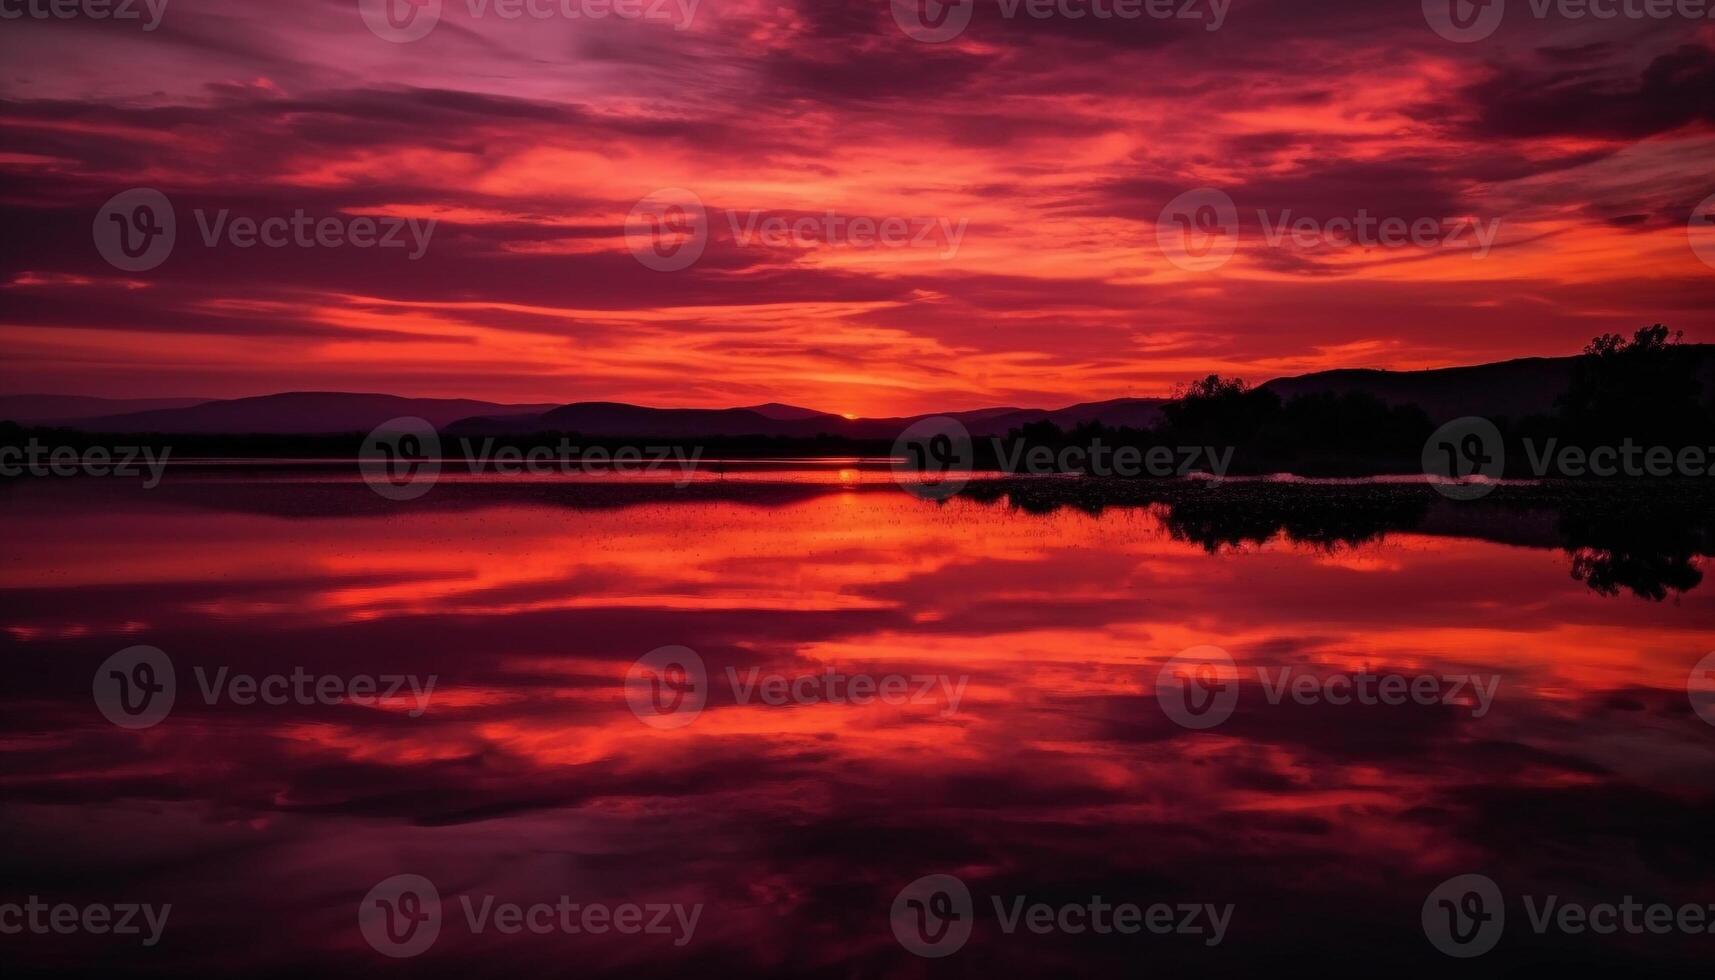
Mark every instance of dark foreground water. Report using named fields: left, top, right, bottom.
left=2, top=471, right=1713, bottom=977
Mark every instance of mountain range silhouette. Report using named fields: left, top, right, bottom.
left=8, top=347, right=1712, bottom=436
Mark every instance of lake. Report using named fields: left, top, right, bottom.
left=2, top=469, right=1713, bottom=976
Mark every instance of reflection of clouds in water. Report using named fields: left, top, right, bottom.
left=1, top=481, right=1713, bottom=975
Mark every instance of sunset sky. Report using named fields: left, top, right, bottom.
left=2, top=0, right=1713, bottom=415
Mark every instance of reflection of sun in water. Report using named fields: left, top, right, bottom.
left=838, top=468, right=859, bottom=488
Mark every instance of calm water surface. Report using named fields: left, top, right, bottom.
left=2, top=470, right=1713, bottom=977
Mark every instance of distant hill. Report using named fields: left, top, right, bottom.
left=53, top=392, right=562, bottom=434
left=448, top=398, right=1171, bottom=439
left=527, top=402, right=849, bottom=438
left=25, top=345, right=1711, bottom=438
left=741, top=403, right=833, bottom=421
left=1260, top=346, right=1715, bottom=422
left=0, top=395, right=212, bottom=423
left=960, top=398, right=1169, bottom=436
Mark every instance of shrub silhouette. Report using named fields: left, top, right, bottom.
left=1555, top=324, right=1709, bottom=445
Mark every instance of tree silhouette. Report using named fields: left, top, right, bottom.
left=1161, top=375, right=1282, bottom=446
left=1556, top=324, right=1709, bottom=444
